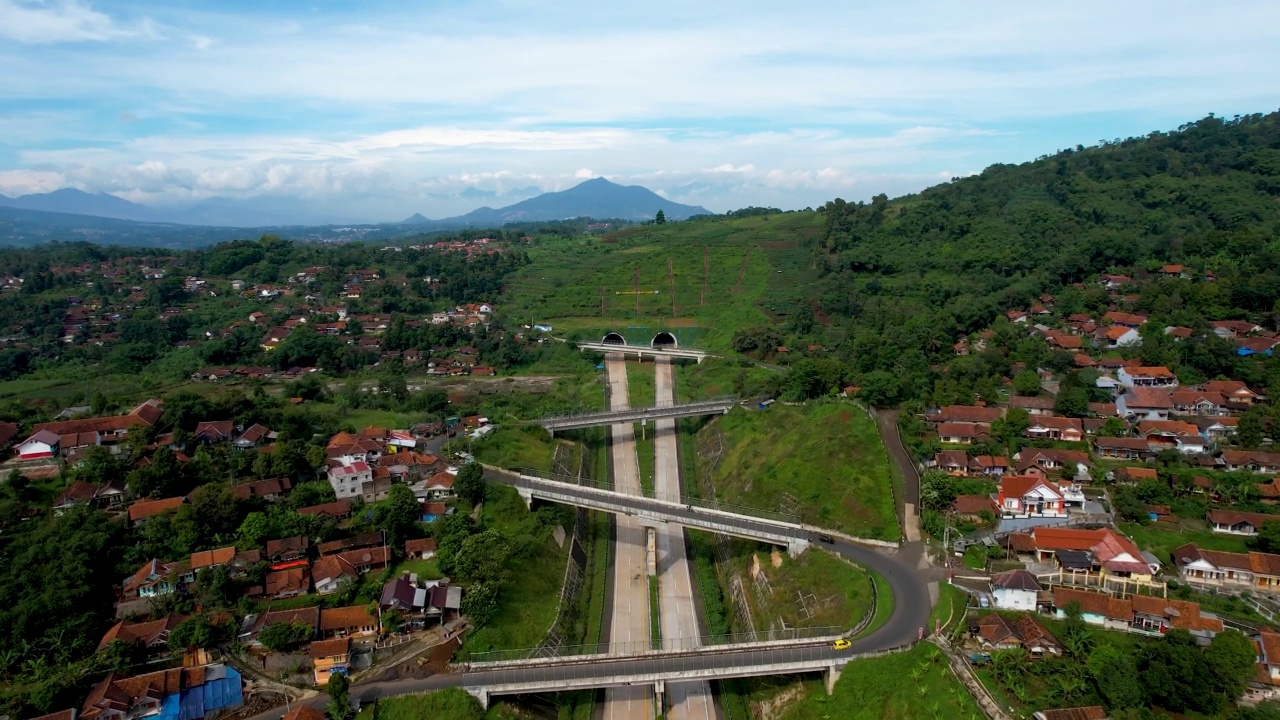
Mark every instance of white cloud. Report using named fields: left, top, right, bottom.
left=0, top=0, right=157, bottom=43
left=2, top=0, right=1280, bottom=218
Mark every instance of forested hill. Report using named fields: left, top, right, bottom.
left=810, top=111, right=1280, bottom=400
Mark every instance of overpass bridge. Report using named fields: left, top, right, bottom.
left=489, top=468, right=819, bottom=554
left=455, top=637, right=917, bottom=709
left=536, top=397, right=736, bottom=433
left=577, top=340, right=709, bottom=363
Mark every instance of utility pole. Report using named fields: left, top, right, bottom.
left=600, top=286, right=606, bottom=317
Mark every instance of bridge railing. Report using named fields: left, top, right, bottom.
left=536, top=397, right=736, bottom=424
left=468, top=626, right=844, bottom=664
left=512, top=468, right=802, bottom=525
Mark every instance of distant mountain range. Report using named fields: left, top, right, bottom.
left=0, top=188, right=363, bottom=227
left=404, top=178, right=709, bottom=226
left=0, top=178, right=713, bottom=247
left=0, top=178, right=709, bottom=238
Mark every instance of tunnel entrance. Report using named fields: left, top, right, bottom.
left=602, top=332, right=626, bottom=345
left=651, top=331, right=678, bottom=348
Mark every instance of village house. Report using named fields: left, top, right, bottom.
left=231, top=477, right=292, bottom=502
left=1117, top=366, right=1179, bottom=389
left=1201, top=379, right=1261, bottom=405
left=927, top=405, right=1004, bottom=424
left=29, top=399, right=163, bottom=454
left=79, top=664, right=243, bottom=720
left=1170, top=389, right=1229, bottom=416
left=127, top=496, right=187, bottom=526
left=1008, top=395, right=1056, bottom=416
left=319, top=605, right=379, bottom=639
left=327, top=461, right=372, bottom=499
left=1222, top=450, right=1280, bottom=474
left=405, top=538, right=437, bottom=560
left=937, top=422, right=990, bottom=445
left=297, top=499, right=352, bottom=522
left=1135, top=419, right=1206, bottom=454
left=989, top=569, right=1043, bottom=611
left=1116, top=386, right=1173, bottom=421
left=312, top=546, right=391, bottom=595
left=1025, top=416, right=1084, bottom=443
left=1172, top=543, right=1280, bottom=594
left=1020, top=527, right=1158, bottom=584
left=1051, top=587, right=1223, bottom=638
left=977, top=613, right=1061, bottom=657
left=310, top=637, right=350, bottom=686
left=1207, top=509, right=1280, bottom=536
left=1092, top=436, right=1150, bottom=460
left=996, top=476, right=1066, bottom=518
left=97, top=614, right=186, bottom=653
left=122, top=559, right=180, bottom=599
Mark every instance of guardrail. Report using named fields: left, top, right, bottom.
left=467, top=626, right=844, bottom=664
left=512, top=467, right=801, bottom=525
left=537, top=398, right=736, bottom=427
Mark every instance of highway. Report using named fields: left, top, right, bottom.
left=603, top=354, right=655, bottom=720
left=652, top=357, right=714, bottom=719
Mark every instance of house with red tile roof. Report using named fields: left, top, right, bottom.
left=996, top=476, right=1065, bottom=518
left=1208, top=509, right=1280, bottom=536
left=936, top=422, right=990, bottom=445
left=127, top=496, right=186, bottom=526
left=1222, top=450, right=1280, bottom=474
left=1093, top=436, right=1150, bottom=460
left=80, top=664, right=242, bottom=720
left=1116, top=386, right=1173, bottom=421
left=1172, top=543, right=1280, bottom=594
left=1118, top=365, right=1178, bottom=389
left=1025, top=416, right=1084, bottom=443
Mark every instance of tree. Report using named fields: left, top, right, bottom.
left=167, top=614, right=220, bottom=652
left=1013, top=369, right=1041, bottom=396
left=1203, top=629, right=1260, bottom=702
left=453, top=530, right=511, bottom=585
left=1238, top=407, right=1266, bottom=449
left=1054, top=387, right=1090, bottom=417
left=376, top=484, right=421, bottom=550
left=1099, top=416, right=1128, bottom=437
left=991, top=407, right=1030, bottom=446
left=460, top=581, right=500, bottom=626
left=327, top=671, right=353, bottom=720
left=1254, top=521, right=1280, bottom=554
left=654, top=209, right=666, bottom=225
left=455, top=463, right=485, bottom=505
left=238, top=511, right=270, bottom=546
left=258, top=622, right=314, bottom=652
left=1086, top=644, right=1144, bottom=709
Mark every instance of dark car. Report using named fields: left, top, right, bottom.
left=815, top=534, right=835, bottom=544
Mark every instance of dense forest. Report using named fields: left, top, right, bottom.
left=754, top=111, right=1280, bottom=405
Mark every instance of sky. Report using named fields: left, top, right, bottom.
left=1, top=0, right=1279, bottom=223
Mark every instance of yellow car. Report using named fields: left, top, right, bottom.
left=831, top=638, right=851, bottom=651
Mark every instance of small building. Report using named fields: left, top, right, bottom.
left=310, top=637, right=350, bottom=686
left=989, top=569, right=1042, bottom=611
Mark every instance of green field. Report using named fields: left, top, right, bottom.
left=625, top=359, right=656, bottom=408
left=701, top=403, right=899, bottom=540
left=470, top=424, right=556, bottom=474
left=776, top=642, right=981, bottom=720
left=1119, top=518, right=1250, bottom=566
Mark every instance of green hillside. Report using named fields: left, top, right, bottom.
left=501, top=212, right=824, bottom=351
left=506, top=111, right=1280, bottom=404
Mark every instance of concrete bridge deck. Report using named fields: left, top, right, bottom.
left=537, top=398, right=735, bottom=433
left=577, top=341, right=709, bottom=362
left=488, top=468, right=813, bottom=554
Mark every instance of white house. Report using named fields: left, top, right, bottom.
left=17, top=430, right=60, bottom=459
left=328, top=462, right=372, bottom=499
left=1116, top=387, right=1173, bottom=421
left=990, top=570, right=1042, bottom=611
left=1117, top=366, right=1179, bottom=389
left=996, top=476, right=1066, bottom=518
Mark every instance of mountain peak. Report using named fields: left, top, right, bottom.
left=400, top=212, right=431, bottom=224
left=437, top=178, right=708, bottom=225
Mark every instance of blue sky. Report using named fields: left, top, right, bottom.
left=1, top=0, right=1279, bottom=221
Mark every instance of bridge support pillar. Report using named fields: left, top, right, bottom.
left=654, top=680, right=665, bottom=712
left=787, top=538, right=810, bottom=558
left=517, top=487, right=534, bottom=510
left=465, top=687, right=490, bottom=710
left=646, top=527, right=657, bottom=576
left=824, top=664, right=842, bottom=695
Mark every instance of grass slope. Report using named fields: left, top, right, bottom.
left=470, top=425, right=556, bottom=474
left=501, top=212, right=823, bottom=352
left=736, top=547, right=875, bottom=631
left=704, top=403, right=899, bottom=540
